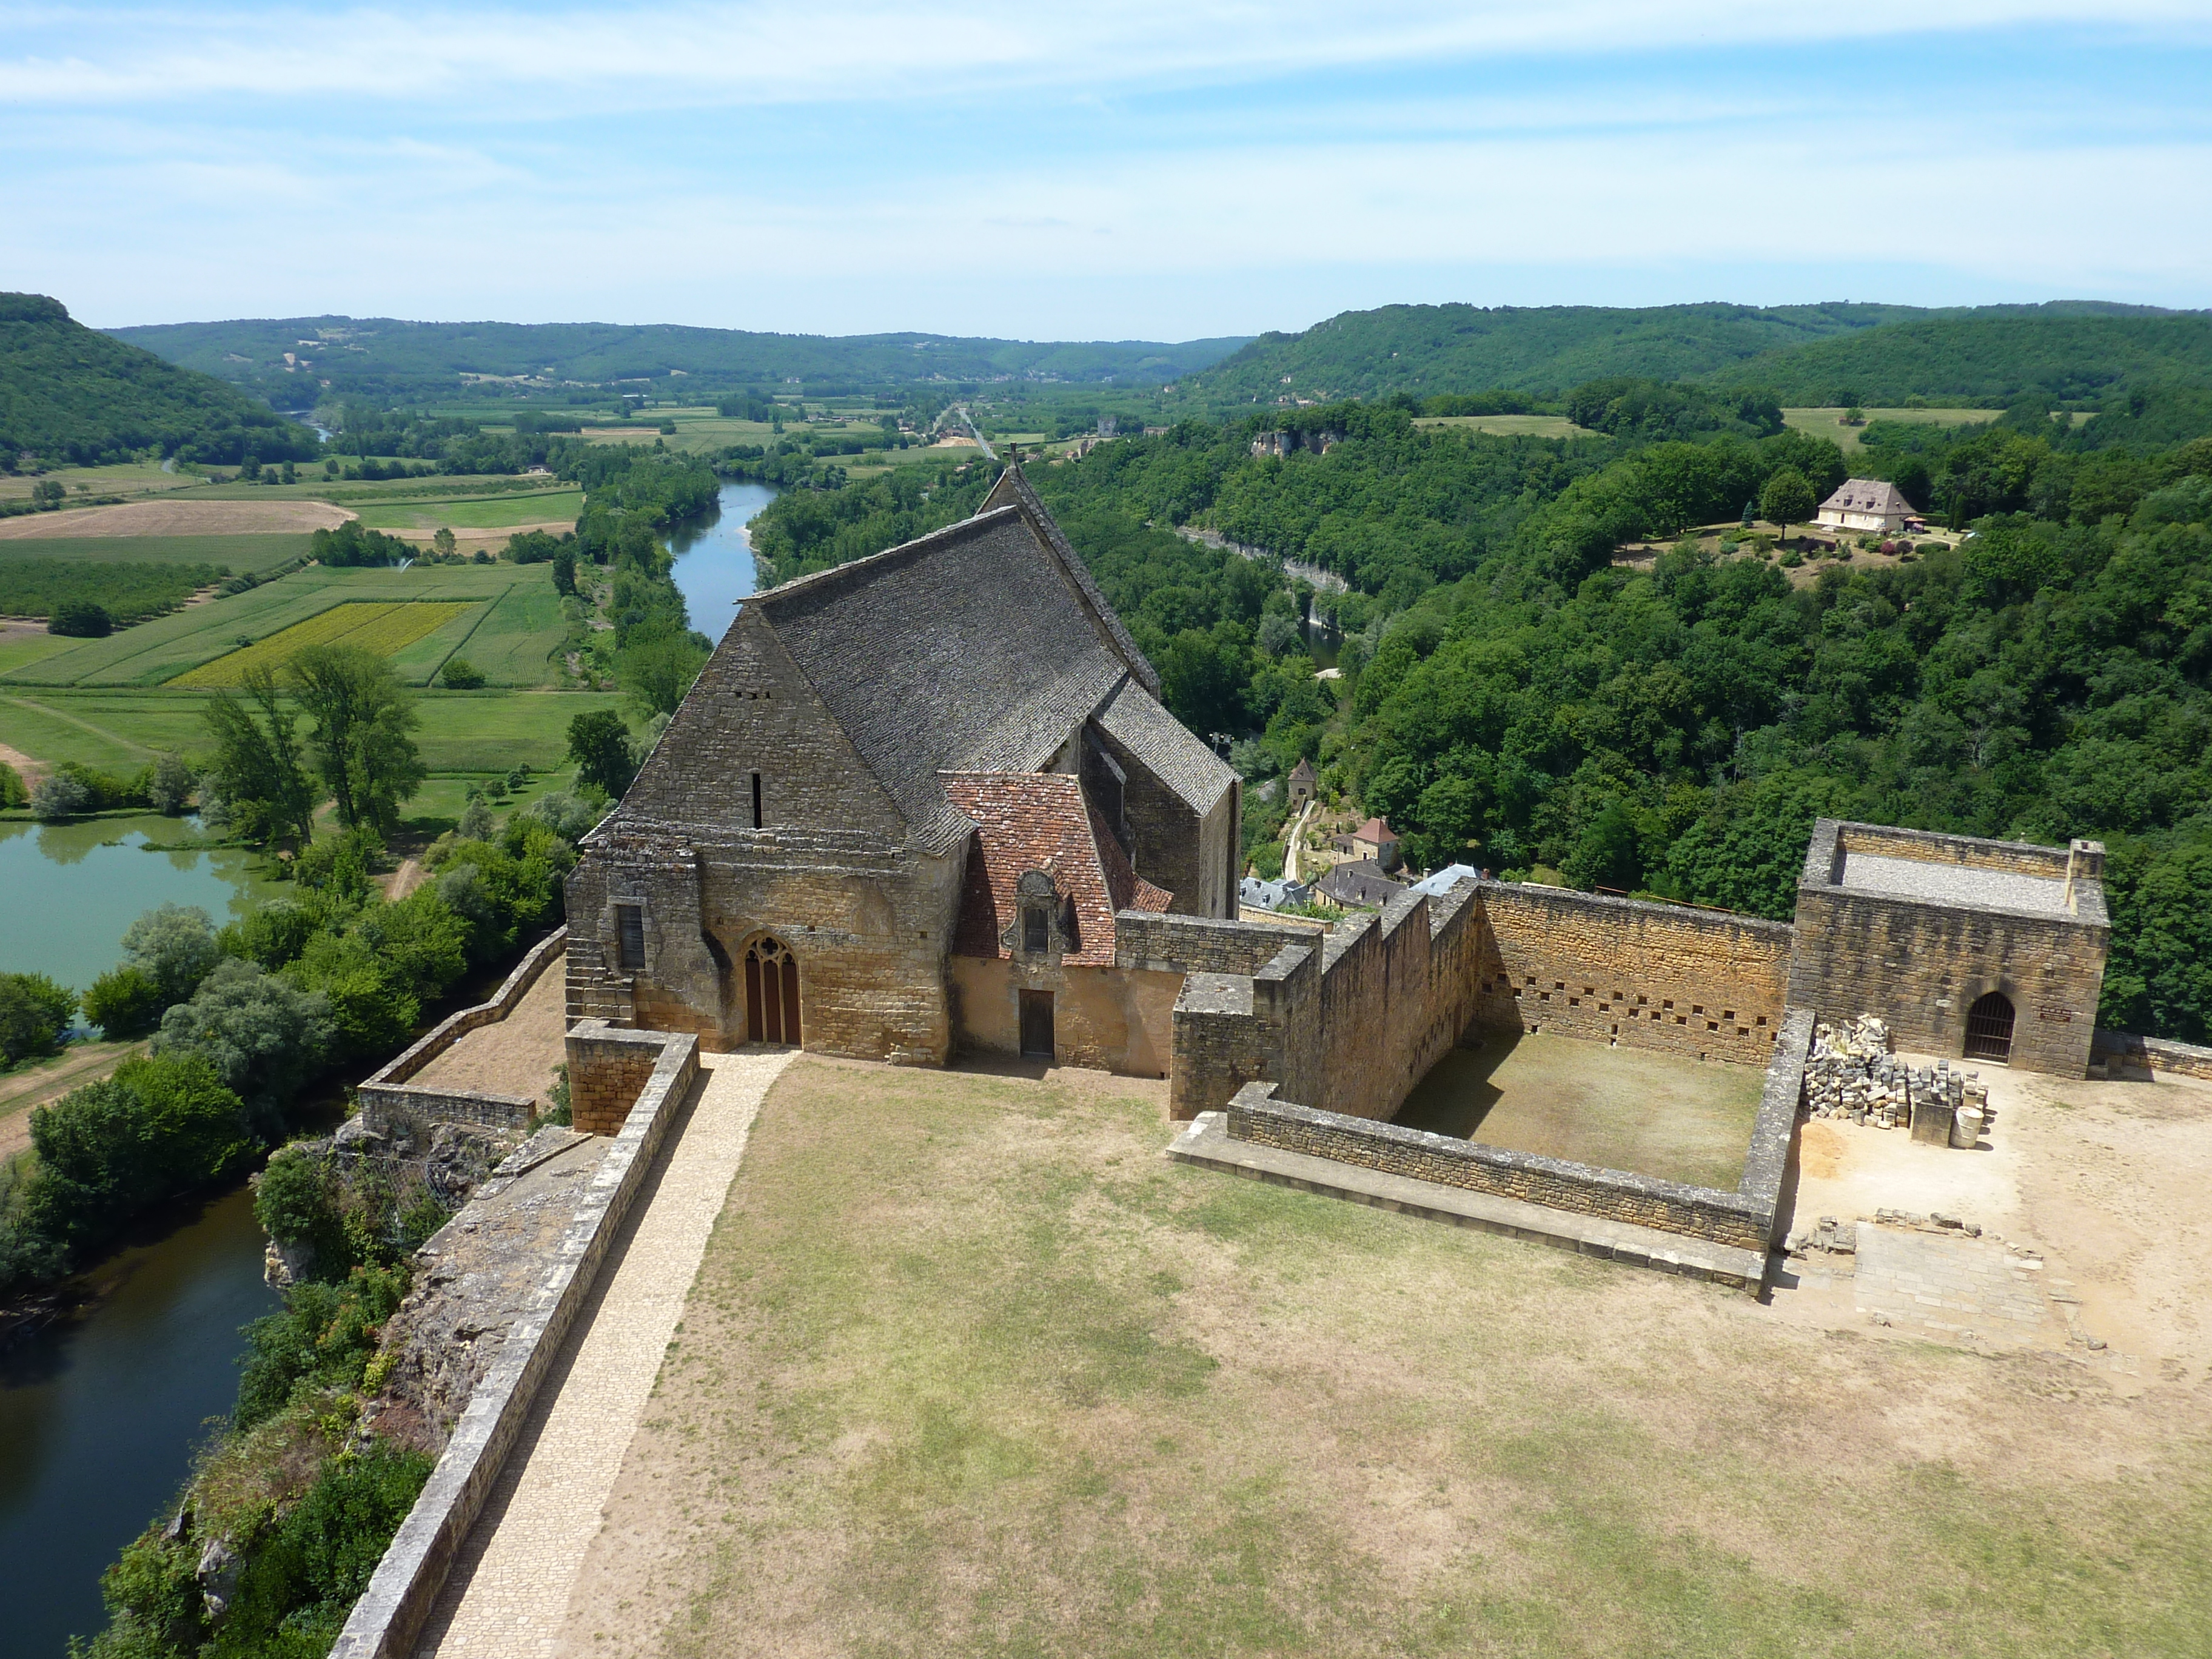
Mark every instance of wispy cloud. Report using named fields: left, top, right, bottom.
left=3, top=1, right=2207, bottom=106
left=2, top=1, right=2207, bottom=334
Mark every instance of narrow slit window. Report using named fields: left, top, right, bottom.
left=1023, top=906, right=1048, bottom=954
left=615, top=904, right=645, bottom=971
left=750, top=771, right=763, bottom=830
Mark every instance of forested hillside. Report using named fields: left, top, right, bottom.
left=1185, top=303, right=1919, bottom=403
left=748, top=387, right=2212, bottom=1044
left=1182, top=300, right=2202, bottom=409
left=1711, top=312, right=2212, bottom=406
left=0, top=293, right=318, bottom=469
left=109, top=317, right=1249, bottom=406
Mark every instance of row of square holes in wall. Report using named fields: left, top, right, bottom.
left=1495, top=976, right=1768, bottom=1039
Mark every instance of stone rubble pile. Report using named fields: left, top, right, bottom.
left=1803, top=1015, right=1994, bottom=1144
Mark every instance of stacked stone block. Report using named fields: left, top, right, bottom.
left=1804, top=1014, right=1992, bottom=1147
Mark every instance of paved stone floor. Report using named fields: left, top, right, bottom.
left=1852, top=1224, right=2061, bottom=1346
left=414, top=1048, right=793, bottom=1658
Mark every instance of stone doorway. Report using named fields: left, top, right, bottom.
left=1964, top=990, right=2014, bottom=1062
left=745, top=936, right=801, bottom=1047
left=1019, top=990, right=1055, bottom=1060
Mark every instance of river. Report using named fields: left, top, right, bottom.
left=0, top=814, right=284, bottom=1654
left=666, top=481, right=776, bottom=638
left=0, top=1185, right=278, bottom=1655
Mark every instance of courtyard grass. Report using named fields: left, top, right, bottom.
left=1393, top=1030, right=1766, bottom=1189
left=573, top=1059, right=2212, bottom=1659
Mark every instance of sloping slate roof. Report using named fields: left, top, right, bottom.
left=1289, top=757, right=1316, bottom=782
left=1095, top=677, right=1238, bottom=816
left=751, top=507, right=1129, bottom=854
left=1318, top=859, right=1406, bottom=907
left=982, top=465, right=1160, bottom=696
left=1819, top=478, right=1911, bottom=515
left=943, top=771, right=1171, bottom=964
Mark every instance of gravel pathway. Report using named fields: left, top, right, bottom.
left=413, top=1048, right=793, bottom=1658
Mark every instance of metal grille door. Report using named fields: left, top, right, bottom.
left=1963, top=991, right=2014, bottom=1062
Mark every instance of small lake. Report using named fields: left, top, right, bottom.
left=0, top=814, right=283, bottom=991
left=666, top=482, right=777, bottom=643
left=0, top=1184, right=277, bottom=1656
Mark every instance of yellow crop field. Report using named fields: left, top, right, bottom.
left=171, top=601, right=472, bottom=687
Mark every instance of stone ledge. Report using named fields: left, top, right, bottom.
left=330, top=1027, right=700, bottom=1659
left=1167, top=1113, right=1766, bottom=1293
left=357, top=927, right=568, bottom=1139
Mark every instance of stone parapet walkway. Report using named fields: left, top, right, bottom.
left=414, top=1048, right=793, bottom=1657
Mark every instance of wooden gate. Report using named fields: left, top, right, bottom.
left=745, top=936, right=801, bottom=1046
left=1963, top=991, right=2014, bottom=1062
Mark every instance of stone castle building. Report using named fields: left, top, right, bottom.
left=568, top=465, right=2111, bottom=1124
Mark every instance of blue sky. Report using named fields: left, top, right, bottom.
left=4, top=2, right=2209, bottom=340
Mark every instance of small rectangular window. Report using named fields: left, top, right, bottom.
left=615, top=904, right=645, bottom=970
left=1022, top=907, right=1048, bottom=954
left=750, top=772, right=763, bottom=830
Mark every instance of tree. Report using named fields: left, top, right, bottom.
left=28, top=769, right=90, bottom=821
left=82, top=965, right=166, bottom=1037
left=48, top=598, right=111, bottom=637
left=431, top=528, right=457, bottom=561
left=552, top=544, right=578, bottom=597
left=287, top=645, right=425, bottom=835
left=155, top=959, right=335, bottom=1125
left=0, top=971, right=75, bottom=1064
left=203, top=666, right=319, bottom=849
left=1760, top=467, right=1817, bottom=544
left=121, top=902, right=221, bottom=1005
left=146, top=752, right=195, bottom=815
left=618, top=629, right=707, bottom=720
left=439, top=657, right=485, bottom=689
left=566, top=710, right=638, bottom=799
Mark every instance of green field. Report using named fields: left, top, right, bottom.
left=1780, top=406, right=1997, bottom=452
left=0, top=460, right=204, bottom=502
left=0, top=563, right=566, bottom=689
left=0, top=534, right=310, bottom=572
left=347, top=487, right=583, bottom=533
left=1413, top=414, right=1600, bottom=439
left=0, top=686, right=633, bottom=777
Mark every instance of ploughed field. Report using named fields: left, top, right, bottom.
left=558, top=1058, right=2211, bottom=1659
left=1393, top=1029, right=1767, bottom=1190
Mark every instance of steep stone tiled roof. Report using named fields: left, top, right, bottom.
left=1094, top=677, right=1238, bottom=816
left=1819, top=478, right=1911, bottom=515
left=1317, top=858, right=1404, bottom=908
left=982, top=465, right=1160, bottom=696
left=943, top=771, right=1171, bottom=964
left=749, top=506, right=1130, bottom=854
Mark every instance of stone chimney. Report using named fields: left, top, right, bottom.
left=2064, top=839, right=2105, bottom=913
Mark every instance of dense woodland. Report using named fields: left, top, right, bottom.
left=0, top=294, right=320, bottom=469
left=750, top=381, right=2212, bottom=1045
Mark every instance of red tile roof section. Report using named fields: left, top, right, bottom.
left=942, top=771, right=1171, bottom=963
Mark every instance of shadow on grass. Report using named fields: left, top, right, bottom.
left=1389, top=1029, right=1523, bottom=1139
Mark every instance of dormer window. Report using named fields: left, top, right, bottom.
left=1023, top=906, right=1048, bottom=954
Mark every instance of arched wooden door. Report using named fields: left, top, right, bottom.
left=745, top=936, right=801, bottom=1046
left=1963, top=991, right=2014, bottom=1062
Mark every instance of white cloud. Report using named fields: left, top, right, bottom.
left=1, top=1, right=2207, bottom=107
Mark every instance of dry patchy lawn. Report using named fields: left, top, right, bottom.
left=563, top=1058, right=2212, bottom=1659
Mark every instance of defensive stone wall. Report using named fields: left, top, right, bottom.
left=1114, top=910, right=1313, bottom=976
left=1169, top=971, right=1272, bottom=1121
left=359, top=928, right=568, bottom=1134
left=332, top=1027, right=699, bottom=1659
left=2093, top=1028, right=2212, bottom=1082
left=1476, top=883, right=1794, bottom=1066
left=1224, top=1007, right=1813, bottom=1252
left=566, top=1022, right=674, bottom=1136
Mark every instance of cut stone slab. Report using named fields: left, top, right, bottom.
left=1166, top=1111, right=1767, bottom=1293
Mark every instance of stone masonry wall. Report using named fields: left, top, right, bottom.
left=1222, top=1007, right=1813, bottom=1251
left=1788, top=887, right=2106, bottom=1076
left=1826, top=820, right=2073, bottom=879
left=567, top=831, right=965, bottom=1065
left=1169, top=971, right=1272, bottom=1121
left=1093, top=722, right=1230, bottom=919
left=565, top=1023, right=668, bottom=1136
left=951, top=955, right=1180, bottom=1076
left=2093, top=1029, right=2212, bottom=1082
left=1310, top=882, right=1490, bottom=1121
left=1476, top=883, right=1795, bottom=1066
left=1114, top=910, right=1312, bottom=976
